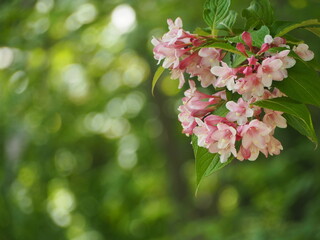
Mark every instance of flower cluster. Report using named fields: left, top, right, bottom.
left=152, top=17, right=315, bottom=163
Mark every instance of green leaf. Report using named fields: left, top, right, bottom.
left=307, top=58, right=320, bottom=72
left=242, top=0, right=274, bottom=30
left=194, top=27, right=211, bottom=36
left=192, top=135, right=233, bottom=194
left=253, top=97, right=318, bottom=145
left=284, top=113, right=317, bottom=146
left=222, top=52, right=232, bottom=66
left=152, top=66, right=165, bottom=95
left=251, top=25, right=270, bottom=47
left=213, top=103, right=229, bottom=117
left=203, top=42, right=246, bottom=56
left=216, top=10, right=238, bottom=34
left=228, top=26, right=270, bottom=47
left=232, top=54, right=247, bottom=67
left=304, top=27, right=320, bottom=38
left=282, top=34, right=304, bottom=45
left=203, top=0, right=231, bottom=34
left=272, top=19, right=320, bottom=37
left=273, top=59, right=320, bottom=107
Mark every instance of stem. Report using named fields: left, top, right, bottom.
left=211, top=27, right=218, bottom=38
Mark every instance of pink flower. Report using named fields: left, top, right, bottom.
left=211, top=62, right=237, bottom=90
left=182, top=81, right=221, bottom=117
left=257, top=57, right=284, bottom=87
left=162, top=18, right=184, bottom=45
left=264, top=35, right=289, bottom=48
left=198, top=48, right=220, bottom=67
left=259, top=88, right=285, bottom=101
left=178, top=81, right=221, bottom=135
left=170, top=68, right=185, bottom=89
left=152, top=39, right=187, bottom=69
left=240, top=120, right=272, bottom=149
left=177, top=105, right=198, bottom=136
left=263, top=109, right=287, bottom=129
left=237, top=120, right=272, bottom=161
left=237, top=145, right=263, bottom=161
left=273, top=50, right=296, bottom=69
left=264, top=35, right=273, bottom=44
left=235, top=74, right=265, bottom=100
left=193, top=116, right=222, bottom=147
left=293, top=43, right=314, bottom=61
left=181, top=51, right=219, bottom=88
left=162, top=17, right=194, bottom=45
left=267, top=135, right=283, bottom=156
left=152, top=17, right=197, bottom=78
left=193, top=117, right=237, bottom=163
left=168, top=17, right=182, bottom=30
left=209, top=123, right=237, bottom=162
left=226, top=98, right=254, bottom=125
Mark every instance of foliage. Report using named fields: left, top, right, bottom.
left=0, top=0, right=320, bottom=240
left=152, top=0, right=320, bottom=189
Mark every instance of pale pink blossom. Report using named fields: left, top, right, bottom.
left=263, top=109, right=287, bottom=129
left=193, top=116, right=222, bottom=148
left=181, top=51, right=218, bottom=88
left=293, top=43, right=314, bottom=61
left=273, top=50, right=296, bottom=69
left=198, top=48, right=220, bottom=67
left=264, top=35, right=273, bottom=45
left=152, top=39, right=187, bottom=68
left=178, top=105, right=198, bottom=135
left=235, top=74, right=265, bottom=99
left=211, top=62, right=237, bottom=90
left=178, top=81, right=222, bottom=135
left=162, top=18, right=184, bottom=45
left=181, top=81, right=220, bottom=117
left=168, top=17, right=182, bottom=30
left=271, top=88, right=285, bottom=98
left=259, top=88, right=285, bottom=101
left=226, top=98, right=254, bottom=125
left=194, top=117, right=237, bottom=162
left=267, top=135, right=283, bottom=156
left=197, top=70, right=217, bottom=88
left=152, top=17, right=197, bottom=75
left=209, top=123, right=237, bottom=162
left=240, top=120, right=272, bottom=149
left=237, top=120, right=272, bottom=161
left=237, top=145, right=263, bottom=161
left=264, top=35, right=289, bottom=48
left=171, top=68, right=185, bottom=89
left=162, top=18, right=194, bottom=45
left=257, top=57, right=284, bottom=87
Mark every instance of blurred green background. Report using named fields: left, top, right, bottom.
left=0, top=0, right=319, bottom=239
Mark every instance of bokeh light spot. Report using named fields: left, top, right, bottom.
left=0, top=47, right=14, bottom=69
left=111, top=4, right=136, bottom=34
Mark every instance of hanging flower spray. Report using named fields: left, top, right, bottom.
left=152, top=0, right=320, bottom=190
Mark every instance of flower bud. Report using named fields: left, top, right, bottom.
left=242, top=32, right=253, bottom=49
